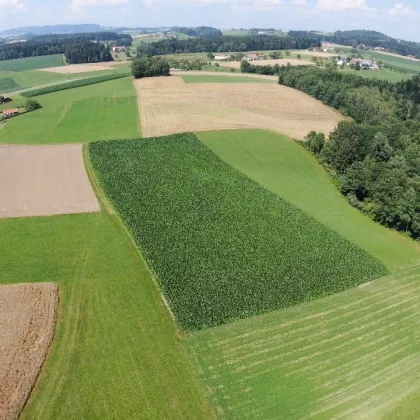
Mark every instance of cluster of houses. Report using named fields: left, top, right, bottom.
left=0, top=108, right=19, bottom=119
left=336, top=56, right=380, bottom=70
left=112, top=46, right=126, bottom=53
left=214, top=53, right=265, bottom=61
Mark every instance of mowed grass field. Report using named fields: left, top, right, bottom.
left=0, top=77, right=140, bottom=143
left=198, top=130, right=420, bottom=270
left=0, top=54, right=65, bottom=72
left=0, top=209, right=212, bottom=419
left=185, top=264, right=420, bottom=419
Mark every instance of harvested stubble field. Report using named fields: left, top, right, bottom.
left=40, top=61, right=129, bottom=74
left=0, top=283, right=58, bottom=420
left=219, top=58, right=314, bottom=69
left=90, top=133, right=387, bottom=331
left=135, top=76, right=345, bottom=139
left=0, top=144, right=99, bottom=218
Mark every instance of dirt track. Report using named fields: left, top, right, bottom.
left=0, top=283, right=59, bottom=420
left=0, top=144, right=100, bottom=218
left=135, top=76, right=345, bottom=139
left=40, top=61, right=128, bottom=74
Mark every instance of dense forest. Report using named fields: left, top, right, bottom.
left=276, top=66, right=420, bottom=239
left=64, top=41, right=113, bottom=64
left=136, top=35, right=320, bottom=56
left=289, top=30, right=420, bottom=58
left=173, top=26, right=222, bottom=38
left=0, top=32, right=130, bottom=61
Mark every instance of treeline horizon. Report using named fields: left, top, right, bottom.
left=0, top=32, right=131, bottom=62
left=136, top=35, right=320, bottom=56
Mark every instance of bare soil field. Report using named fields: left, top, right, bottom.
left=0, top=283, right=59, bottom=420
left=40, top=61, right=128, bottom=74
left=219, top=58, right=314, bottom=69
left=0, top=144, right=100, bottom=218
left=135, top=76, right=345, bottom=139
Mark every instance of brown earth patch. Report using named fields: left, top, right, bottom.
left=135, top=76, right=345, bottom=139
left=0, top=283, right=59, bottom=420
left=39, top=61, right=129, bottom=74
left=0, top=144, right=100, bottom=218
left=219, top=58, right=314, bottom=69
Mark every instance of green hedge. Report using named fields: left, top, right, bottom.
left=22, top=73, right=130, bottom=97
left=90, top=133, right=388, bottom=331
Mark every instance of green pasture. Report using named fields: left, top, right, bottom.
left=338, top=66, right=412, bottom=82
left=90, top=133, right=387, bottom=331
left=0, top=77, right=140, bottom=143
left=0, top=77, right=20, bottom=94
left=181, top=75, right=275, bottom=83
left=0, top=208, right=211, bottom=419
left=198, top=130, right=420, bottom=270
left=186, top=263, right=420, bottom=419
left=0, top=54, right=65, bottom=72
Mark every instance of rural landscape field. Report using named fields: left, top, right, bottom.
left=1, top=17, right=420, bottom=420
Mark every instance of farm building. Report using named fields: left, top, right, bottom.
left=244, top=54, right=264, bottom=61
left=112, top=46, right=126, bottom=53
left=214, top=55, right=230, bottom=61
left=2, top=108, right=19, bottom=118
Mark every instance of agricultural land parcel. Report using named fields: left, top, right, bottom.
left=0, top=283, right=59, bottom=420
left=0, top=77, right=140, bottom=143
left=89, top=133, right=388, bottom=330
left=0, top=144, right=99, bottom=218
left=0, top=210, right=212, bottom=419
left=135, top=76, right=344, bottom=139
left=0, top=55, right=65, bottom=72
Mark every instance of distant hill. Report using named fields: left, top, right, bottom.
left=0, top=24, right=103, bottom=37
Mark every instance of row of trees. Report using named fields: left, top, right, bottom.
left=277, top=66, right=420, bottom=238
left=0, top=32, right=129, bottom=61
left=289, top=30, right=420, bottom=59
left=64, top=42, right=113, bottom=64
left=136, top=35, right=320, bottom=56
left=131, top=56, right=170, bottom=78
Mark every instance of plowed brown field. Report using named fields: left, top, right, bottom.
left=0, top=144, right=100, bottom=218
left=0, top=283, right=59, bottom=420
left=135, top=76, right=345, bottom=139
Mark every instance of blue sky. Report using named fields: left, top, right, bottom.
left=0, top=0, right=419, bottom=41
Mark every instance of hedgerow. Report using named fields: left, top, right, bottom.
left=22, top=73, right=130, bottom=97
left=90, top=133, right=388, bottom=331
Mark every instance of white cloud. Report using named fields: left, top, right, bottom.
left=292, top=0, right=307, bottom=5
left=144, top=0, right=284, bottom=11
left=315, top=0, right=374, bottom=12
left=388, top=3, right=418, bottom=16
left=0, top=0, right=27, bottom=11
left=71, top=0, right=130, bottom=12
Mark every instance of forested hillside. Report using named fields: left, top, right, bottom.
left=136, top=35, right=320, bottom=56
left=289, top=30, right=420, bottom=58
left=174, top=26, right=222, bottom=38
left=277, top=66, right=420, bottom=239
left=0, top=32, right=130, bottom=61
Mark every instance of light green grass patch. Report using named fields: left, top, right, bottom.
left=185, top=264, right=420, bottom=419
left=0, top=77, right=140, bottom=143
left=182, top=75, right=275, bottom=83
left=0, top=77, right=21, bottom=94
left=198, top=129, right=420, bottom=270
left=0, top=210, right=211, bottom=420
left=0, top=54, right=65, bottom=72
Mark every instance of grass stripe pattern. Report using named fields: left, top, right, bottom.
left=90, top=133, right=388, bottom=331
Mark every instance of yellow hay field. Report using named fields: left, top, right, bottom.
left=0, top=283, right=59, bottom=420
left=40, top=61, right=128, bottom=74
left=135, top=76, right=346, bottom=139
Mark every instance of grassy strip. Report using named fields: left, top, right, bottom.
left=22, top=73, right=130, bottom=97
left=0, top=77, right=21, bottom=94
left=0, top=55, right=65, bottom=72
left=198, top=130, right=420, bottom=270
left=185, top=264, right=420, bottom=419
left=90, top=133, right=388, bottom=331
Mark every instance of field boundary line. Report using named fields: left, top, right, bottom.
left=83, top=144, right=177, bottom=324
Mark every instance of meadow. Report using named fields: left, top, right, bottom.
left=198, top=130, right=420, bottom=270
left=0, top=54, right=65, bottom=72
left=0, top=206, right=211, bottom=419
left=90, top=133, right=387, bottom=331
left=0, top=76, right=20, bottom=93
left=0, top=77, right=140, bottom=143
